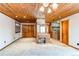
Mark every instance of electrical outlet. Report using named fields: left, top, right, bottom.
left=4, top=41, right=6, bottom=43
left=77, top=43, right=79, bottom=45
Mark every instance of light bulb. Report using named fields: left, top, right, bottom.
left=52, top=3, right=58, bottom=9
left=48, top=8, right=52, bottom=13
left=39, top=6, right=44, bottom=12
left=43, top=3, right=49, bottom=7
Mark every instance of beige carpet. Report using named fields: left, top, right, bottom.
left=0, top=38, right=79, bottom=56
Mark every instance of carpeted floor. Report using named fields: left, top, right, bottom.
left=0, top=38, right=79, bottom=56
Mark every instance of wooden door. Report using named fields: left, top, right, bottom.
left=61, top=20, right=69, bottom=45
left=22, top=25, right=34, bottom=37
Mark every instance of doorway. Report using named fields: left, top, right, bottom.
left=51, top=21, right=60, bottom=40
left=22, top=25, right=34, bottom=37
left=61, top=20, right=69, bottom=45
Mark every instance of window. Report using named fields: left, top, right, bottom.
left=15, top=21, right=21, bottom=33
left=39, top=25, right=45, bottom=33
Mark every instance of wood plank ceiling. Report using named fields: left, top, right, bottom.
left=0, top=3, right=79, bottom=23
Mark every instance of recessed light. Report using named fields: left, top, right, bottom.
left=23, top=16, right=26, bottom=18
left=15, top=16, right=18, bottom=17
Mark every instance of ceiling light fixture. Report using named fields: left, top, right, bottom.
left=39, top=3, right=58, bottom=14
left=48, top=8, right=52, bottom=13
left=43, top=3, right=49, bottom=7
left=52, top=3, right=59, bottom=9
left=39, top=6, right=44, bottom=12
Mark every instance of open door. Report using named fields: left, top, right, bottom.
left=61, top=20, right=69, bottom=45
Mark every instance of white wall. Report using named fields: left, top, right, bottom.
left=0, top=13, right=21, bottom=49
left=68, top=13, right=79, bottom=48
left=61, top=13, right=79, bottom=48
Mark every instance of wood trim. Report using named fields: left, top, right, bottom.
left=68, top=45, right=79, bottom=50
left=21, top=23, right=36, bottom=25
left=0, top=4, right=79, bottom=23
left=60, top=19, right=69, bottom=45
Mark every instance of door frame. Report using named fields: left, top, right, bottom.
left=60, top=19, right=69, bottom=45
left=22, top=23, right=36, bottom=38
